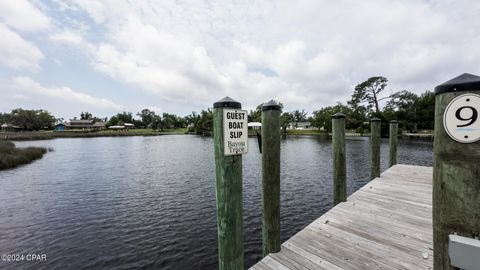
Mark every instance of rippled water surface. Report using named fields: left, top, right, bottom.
left=0, top=135, right=433, bottom=269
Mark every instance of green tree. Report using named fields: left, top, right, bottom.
left=79, top=112, right=104, bottom=123
left=108, top=112, right=136, bottom=127
left=351, top=76, right=390, bottom=114
left=176, top=117, right=186, bottom=128
left=310, top=103, right=354, bottom=132
left=185, top=111, right=199, bottom=125
left=151, top=114, right=163, bottom=130
left=292, top=109, right=308, bottom=122
left=137, top=109, right=156, bottom=128
left=195, top=109, right=213, bottom=134
left=37, top=110, right=56, bottom=129
left=310, top=106, right=335, bottom=132
left=385, top=90, right=435, bottom=132
left=185, top=111, right=200, bottom=132
left=9, top=109, right=55, bottom=130
left=385, top=90, right=418, bottom=131
left=415, top=91, right=435, bottom=130
left=0, top=112, right=12, bottom=124
left=161, top=113, right=175, bottom=129
left=248, top=105, right=262, bottom=122
left=80, top=112, right=93, bottom=120
left=280, top=112, right=294, bottom=133
left=347, top=98, right=370, bottom=129
left=160, top=113, right=185, bottom=129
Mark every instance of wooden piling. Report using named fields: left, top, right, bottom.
left=332, top=112, right=346, bottom=205
left=370, top=117, right=381, bottom=180
left=213, top=97, right=244, bottom=270
left=433, top=74, right=480, bottom=269
left=261, top=100, right=282, bottom=257
left=389, top=120, right=398, bottom=167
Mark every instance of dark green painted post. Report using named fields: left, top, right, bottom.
left=370, top=117, right=381, bottom=180
left=433, top=74, right=480, bottom=269
left=261, top=100, right=282, bottom=257
left=213, top=97, right=244, bottom=270
left=389, top=120, right=398, bottom=167
left=332, top=112, right=346, bottom=205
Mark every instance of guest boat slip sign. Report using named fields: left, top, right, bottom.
left=443, top=93, right=480, bottom=143
left=224, top=109, right=248, bottom=155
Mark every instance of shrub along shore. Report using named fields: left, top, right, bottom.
left=0, top=140, right=48, bottom=170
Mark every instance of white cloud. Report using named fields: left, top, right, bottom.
left=49, top=30, right=84, bottom=45
left=143, top=106, right=163, bottom=115
left=0, top=77, right=122, bottom=119
left=0, top=0, right=50, bottom=32
left=70, top=0, right=108, bottom=24
left=7, top=0, right=480, bottom=114
left=91, top=16, right=224, bottom=104
left=64, top=0, right=479, bottom=113
left=0, top=23, right=43, bottom=71
left=89, top=14, right=353, bottom=111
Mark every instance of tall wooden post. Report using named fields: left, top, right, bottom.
left=389, top=120, right=398, bottom=167
left=370, top=117, right=381, bottom=180
left=213, top=97, right=244, bottom=270
left=433, top=74, right=480, bottom=269
left=332, top=112, right=346, bottom=205
left=261, top=100, right=282, bottom=257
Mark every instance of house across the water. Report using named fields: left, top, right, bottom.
left=108, top=123, right=135, bottom=130
left=92, top=121, right=106, bottom=130
left=66, top=120, right=95, bottom=129
left=124, top=123, right=134, bottom=129
left=1, top=123, right=24, bottom=132
left=287, top=121, right=317, bottom=130
left=54, top=123, right=66, bottom=131
left=55, top=120, right=107, bottom=131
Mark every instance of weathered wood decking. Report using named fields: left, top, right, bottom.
left=250, top=164, right=433, bottom=270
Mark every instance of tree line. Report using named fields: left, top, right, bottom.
left=0, top=107, right=212, bottom=134
left=309, top=76, right=434, bottom=135
left=247, top=76, right=434, bottom=135
left=1, top=76, right=434, bottom=134
left=0, top=109, right=56, bottom=131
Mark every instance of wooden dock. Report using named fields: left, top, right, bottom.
left=250, top=164, right=433, bottom=270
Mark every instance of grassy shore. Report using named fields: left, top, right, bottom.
left=0, top=128, right=189, bottom=141
left=0, top=140, right=47, bottom=170
left=285, top=129, right=326, bottom=135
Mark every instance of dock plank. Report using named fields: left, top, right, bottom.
left=281, top=242, right=344, bottom=270
left=249, top=164, right=433, bottom=270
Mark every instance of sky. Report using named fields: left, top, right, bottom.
left=1, top=0, right=480, bottom=120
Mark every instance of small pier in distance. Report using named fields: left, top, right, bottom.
left=250, top=164, right=433, bottom=270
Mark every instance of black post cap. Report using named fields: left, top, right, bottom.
left=371, top=117, right=381, bottom=122
left=261, top=100, right=282, bottom=111
left=390, top=120, right=398, bottom=123
left=434, top=73, right=480, bottom=95
left=213, top=96, right=241, bottom=109
left=332, top=112, right=346, bottom=119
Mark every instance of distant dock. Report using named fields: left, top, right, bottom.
left=402, top=133, right=434, bottom=141
left=250, top=164, right=433, bottom=270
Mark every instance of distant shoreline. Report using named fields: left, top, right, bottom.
left=1, top=129, right=434, bottom=141
left=0, top=129, right=191, bottom=141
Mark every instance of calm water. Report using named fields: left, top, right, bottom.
left=0, top=135, right=433, bottom=270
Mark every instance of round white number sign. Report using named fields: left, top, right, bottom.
left=443, top=93, right=480, bottom=143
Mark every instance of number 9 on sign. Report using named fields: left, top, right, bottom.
left=443, top=94, right=480, bottom=143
